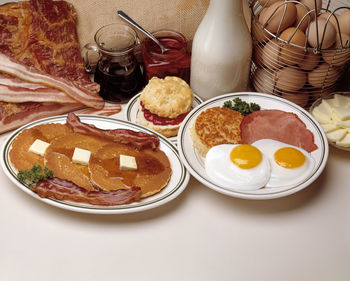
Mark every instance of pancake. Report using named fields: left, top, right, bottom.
left=89, top=143, right=172, bottom=198
left=190, top=107, right=244, bottom=156
left=9, top=123, right=73, bottom=171
left=44, top=134, right=112, bottom=191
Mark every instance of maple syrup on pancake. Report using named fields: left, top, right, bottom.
left=94, top=61, right=145, bottom=103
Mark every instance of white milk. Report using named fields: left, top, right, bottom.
left=190, top=0, right=252, bottom=100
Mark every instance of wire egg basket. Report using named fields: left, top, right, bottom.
left=249, top=0, right=350, bottom=108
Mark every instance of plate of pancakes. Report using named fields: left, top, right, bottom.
left=1, top=115, right=190, bottom=214
left=177, top=92, right=329, bottom=200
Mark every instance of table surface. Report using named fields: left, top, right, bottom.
left=0, top=98, right=350, bottom=281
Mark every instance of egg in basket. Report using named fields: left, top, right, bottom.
left=249, top=0, right=350, bottom=108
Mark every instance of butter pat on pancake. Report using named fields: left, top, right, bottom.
left=89, top=143, right=172, bottom=198
left=190, top=107, right=244, bottom=156
left=44, top=134, right=112, bottom=191
left=9, top=123, right=73, bottom=171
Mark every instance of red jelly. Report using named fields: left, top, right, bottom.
left=140, top=102, right=189, bottom=125
left=141, top=30, right=191, bottom=84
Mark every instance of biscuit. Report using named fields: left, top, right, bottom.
left=140, top=76, right=193, bottom=118
left=191, top=107, right=244, bottom=156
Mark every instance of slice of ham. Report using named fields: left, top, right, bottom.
left=33, top=177, right=142, bottom=206
left=66, top=112, right=160, bottom=150
left=0, top=53, right=104, bottom=109
left=240, top=109, right=318, bottom=152
left=0, top=74, right=77, bottom=103
left=0, top=102, right=84, bottom=134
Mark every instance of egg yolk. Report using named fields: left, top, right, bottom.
left=274, top=147, right=306, bottom=168
left=230, top=144, right=262, bottom=169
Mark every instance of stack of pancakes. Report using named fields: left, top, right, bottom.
left=9, top=123, right=172, bottom=198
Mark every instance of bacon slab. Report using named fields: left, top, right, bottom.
left=66, top=112, right=160, bottom=150
left=240, top=109, right=318, bottom=152
left=33, top=177, right=142, bottom=206
left=0, top=102, right=84, bottom=134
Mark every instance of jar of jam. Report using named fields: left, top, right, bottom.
left=83, top=23, right=145, bottom=103
left=141, top=29, right=191, bottom=83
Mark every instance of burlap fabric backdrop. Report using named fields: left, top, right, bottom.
left=67, top=0, right=251, bottom=49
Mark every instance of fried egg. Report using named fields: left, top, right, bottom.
left=252, top=139, right=315, bottom=188
left=205, top=144, right=271, bottom=191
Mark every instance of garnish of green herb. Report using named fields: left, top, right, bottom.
left=223, top=97, right=261, bottom=116
left=17, top=164, right=53, bottom=187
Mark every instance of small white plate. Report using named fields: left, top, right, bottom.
left=310, top=92, right=350, bottom=152
left=1, top=115, right=189, bottom=214
left=125, top=93, right=203, bottom=144
left=177, top=92, right=329, bottom=200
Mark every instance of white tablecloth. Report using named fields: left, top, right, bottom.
left=0, top=102, right=349, bottom=281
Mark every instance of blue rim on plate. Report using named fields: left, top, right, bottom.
left=1, top=114, right=190, bottom=214
left=125, top=93, right=203, bottom=144
left=177, top=92, right=329, bottom=200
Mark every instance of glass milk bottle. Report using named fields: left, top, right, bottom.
left=190, top=0, right=252, bottom=100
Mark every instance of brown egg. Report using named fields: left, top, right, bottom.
left=308, top=63, right=342, bottom=88
left=307, top=18, right=336, bottom=49
left=252, top=67, right=277, bottom=94
left=322, top=33, right=350, bottom=66
left=261, top=39, right=283, bottom=69
left=338, top=10, right=350, bottom=36
left=294, top=4, right=313, bottom=32
left=319, top=12, right=340, bottom=32
left=300, top=0, right=322, bottom=15
left=259, top=1, right=297, bottom=34
left=279, top=27, right=307, bottom=65
left=252, top=43, right=265, bottom=67
left=298, top=49, right=320, bottom=70
left=258, top=0, right=281, bottom=8
left=281, top=90, right=309, bottom=107
left=276, top=66, right=306, bottom=91
left=252, top=18, right=273, bottom=43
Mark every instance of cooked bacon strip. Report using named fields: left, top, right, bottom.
left=0, top=53, right=104, bottom=109
left=66, top=112, right=160, bottom=150
left=0, top=102, right=84, bottom=134
left=33, top=177, right=142, bottom=206
left=0, top=75, right=77, bottom=103
left=77, top=104, right=122, bottom=116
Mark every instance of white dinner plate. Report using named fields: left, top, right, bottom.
left=125, top=93, right=203, bottom=144
left=1, top=115, right=189, bottom=214
left=177, top=92, right=329, bottom=200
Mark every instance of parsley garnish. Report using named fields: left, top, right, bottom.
left=17, top=164, right=53, bottom=187
left=223, top=97, right=261, bottom=116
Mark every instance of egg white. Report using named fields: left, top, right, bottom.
left=204, top=144, right=271, bottom=191
left=252, top=139, right=315, bottom=188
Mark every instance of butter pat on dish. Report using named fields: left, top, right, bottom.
left=72, top=147, right=91, bottom=166
left=29, top=139, right=50, bottom=156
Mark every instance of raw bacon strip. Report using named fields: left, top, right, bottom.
left=0, top=53, right=104, bottom=109
left=240, top=109, right=318, bottom=152
left=33, top=177, right=142, bottom=206
left=66, top=112, right=160, bottom=150
left=0, top=102, right=84, bottom=134
left=0, top=74, right=47, bottom=90
left=77, top=104, right=122, bottom=116
left=0, top=80, right=77, bottom=104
